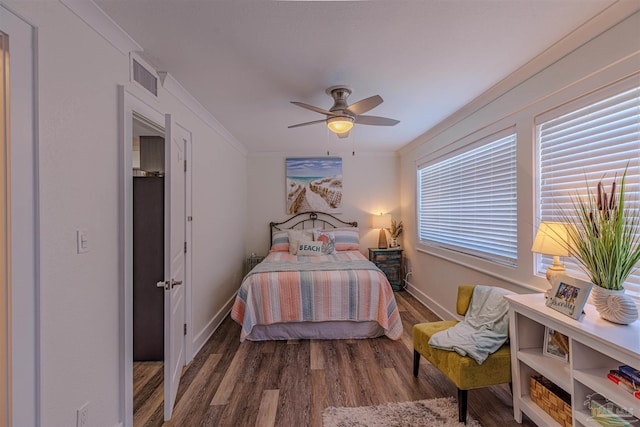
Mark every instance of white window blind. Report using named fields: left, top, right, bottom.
left=537, top=82, right=640, bottom=296
left=417, top=131, right=518, bottom=266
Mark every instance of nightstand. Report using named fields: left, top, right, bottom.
left=245, top=253, right=265, bottom=275
left=368, top=247, right=403, bottom=291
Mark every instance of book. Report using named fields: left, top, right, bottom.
left=589, top=394, right=640, bottom=426
left=620, top=365, right=640, bottom=384
left=608, top=370, right=640, bottom=399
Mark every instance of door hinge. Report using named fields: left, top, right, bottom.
left=184, top=324, right=187, bottom=335
left=184, top=159, right=187, bottom=172
left=187, top=216, right=193, bottom=222
left=184, top=241, right=187, bottom=253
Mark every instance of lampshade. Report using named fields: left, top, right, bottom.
left=531, top=222, right=569, bottom=256
left=327, top=116, right=354, bottom=134
left=372, top=213, right=391, bottom=230
left=372, top=213, right=391, bottom=249
left=532, top=222, right=570, bottom=294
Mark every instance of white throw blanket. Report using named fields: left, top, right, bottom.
left=428, top=285, right=514, bottom=364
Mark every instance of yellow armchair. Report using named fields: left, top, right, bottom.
left=412, top=285, right=512, bottom=424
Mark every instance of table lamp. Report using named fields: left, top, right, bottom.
left=531, top=221, right=569, bottom=293
left=372, top=213, right=391, bottom=249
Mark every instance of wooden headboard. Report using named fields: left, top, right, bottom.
left=270, top=211, right=358, bottom=246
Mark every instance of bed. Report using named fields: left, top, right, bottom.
left=231, top=211, right=402, bottom=341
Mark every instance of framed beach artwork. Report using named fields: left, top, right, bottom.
left=545, top=274, right=592, bottom=320
left=286, top=157, right=343, bottom=214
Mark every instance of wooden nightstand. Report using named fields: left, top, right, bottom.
left=368, top=247, right=403, bottom=291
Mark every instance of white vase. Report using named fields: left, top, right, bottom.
left=590, top=286, right=638, bottom=325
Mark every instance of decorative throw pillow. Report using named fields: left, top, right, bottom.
left=270, top=230, right=290, bottom=252
left=314, top=230, right=335, bottom=254
left=296, top=240, right=323, bottom=256
left=288, top=229, right=315, bottom=254
left=332, top=227, right=360, bottom=251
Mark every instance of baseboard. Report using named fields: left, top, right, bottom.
left=191, top=291, right=237, bottom=357
left=404, top=280, right=460, bottom=321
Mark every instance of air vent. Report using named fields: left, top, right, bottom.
left=132, top=58, right=157, bottom=96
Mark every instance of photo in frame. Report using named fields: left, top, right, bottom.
left=543, top=327, right=569, bottom=362
left=545, top=274, right=592, bottom=320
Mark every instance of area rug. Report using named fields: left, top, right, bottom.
left=322, top=397, right=481, bottom=427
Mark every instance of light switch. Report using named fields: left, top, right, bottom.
left=77, top=229, right=89, bottom=254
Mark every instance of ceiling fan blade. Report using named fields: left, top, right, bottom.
left=355, top=115, right=400, bottom=126
left=288, top=119, right=327, bottom=129
left=337, top=131, right=350, bottom=139
left=347, top=95, right=383, bottom=115
left=291, top=101, right=335, bottom=117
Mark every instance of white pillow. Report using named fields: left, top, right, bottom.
left=288, top=229, right=315, bottom=254
left=296, top=240, right=323, bottom=256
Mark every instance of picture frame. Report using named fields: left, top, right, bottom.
left=542, top=327, right=569, bottom=362
left=545, top=274, right=592, bottom=320
left=285, top=157, right=343, bottom=214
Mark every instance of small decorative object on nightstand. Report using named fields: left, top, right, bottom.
left=245, top=253, right=264, bottom=275
left=369, top=247, right=403, bottom=291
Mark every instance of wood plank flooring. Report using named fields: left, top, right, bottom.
left=134, top=291, right=535, bottom=426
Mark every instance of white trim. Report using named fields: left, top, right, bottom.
left=59, top=0, right=142, bottom=54
left=159, top=72, right=248, bottom=156
left=53, top=2, right=248, bottom=157
left=191, top=293, right=236, bottom=358
left=119, top=86, right=165, bottom=427
left=404, top=282, right=459, bottom=322
left=1, top=7, right=40, bottom=426
left=400, top=3, right=640, bottom=156
left=248, top=150, right=398, bottom=159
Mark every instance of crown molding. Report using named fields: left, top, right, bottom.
left=59, top=0, right=141, bottom=54
left=400, top=2, right=640, bottom=155
left=158, top=72, right=248, bottom=156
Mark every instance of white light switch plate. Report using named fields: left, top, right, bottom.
left=77, top=229, right=89, bottom=254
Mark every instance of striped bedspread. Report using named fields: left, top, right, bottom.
left=231, top=250, right=403, bottom=341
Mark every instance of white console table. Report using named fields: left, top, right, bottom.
left=505, top=293, right=640, bottom=426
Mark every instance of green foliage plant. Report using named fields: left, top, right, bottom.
left=561, top=168, right=640, bottom=290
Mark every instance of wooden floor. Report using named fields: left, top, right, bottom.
left=134, top=291, right=535, bottom=426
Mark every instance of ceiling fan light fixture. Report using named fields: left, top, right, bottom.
left=327, top=116, right=354, bottom=134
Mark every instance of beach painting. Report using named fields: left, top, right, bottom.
left=286, top=157, right=343, bottom=214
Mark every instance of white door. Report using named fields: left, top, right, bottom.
left=161, top=114, right=186, bottom=420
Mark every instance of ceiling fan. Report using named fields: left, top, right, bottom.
left=288, top=86, right=400, bottom=138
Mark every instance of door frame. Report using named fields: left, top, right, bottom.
left=118, top=86, right=193, bottom=426
left=1, top=7, right=39, bottom=426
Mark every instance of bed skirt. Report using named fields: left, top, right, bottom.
left=243, top=320, right=385, bottom=341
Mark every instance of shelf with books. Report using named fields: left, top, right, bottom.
left=572, top=340, right=640, bottom=422
left=505, top=293, right=640, bottom=427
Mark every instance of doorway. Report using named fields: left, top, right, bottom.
left=132, top=115, right=166, bottom=423
left=119, top=87, right=192, bottom=427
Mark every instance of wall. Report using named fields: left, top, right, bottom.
left=399, top=11, right=640, bottom=320
left=3, top=1, right=248, bottom=426
left=246, top=152, right=400, bottom=257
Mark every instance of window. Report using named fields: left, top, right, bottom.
left=537, top=80, right=640, bottom=295
left=417, top=130, right=518, bottom=266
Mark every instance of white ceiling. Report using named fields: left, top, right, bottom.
left=95, top=0, right=626, bottom=154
